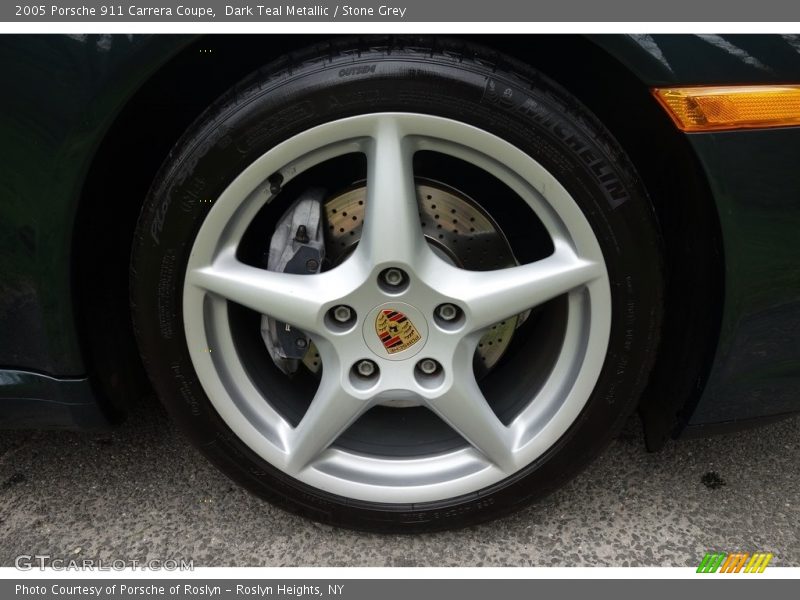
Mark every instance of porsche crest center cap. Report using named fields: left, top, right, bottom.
left=376, top=309, right=421, bottom=354
left=363, top=303, right=428, bottom=360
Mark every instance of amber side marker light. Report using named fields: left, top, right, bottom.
left=653, top=85, right=800, bottom=132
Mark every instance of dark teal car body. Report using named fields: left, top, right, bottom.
left=1, top=34, right=798, bottom=448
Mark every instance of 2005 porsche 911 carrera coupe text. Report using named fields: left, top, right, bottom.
left=1, top=34, right=798, bottom=531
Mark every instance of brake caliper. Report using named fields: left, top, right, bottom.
left=261, top=189, right=325, bottom=374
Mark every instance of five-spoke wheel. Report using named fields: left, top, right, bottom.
left=182, top=113, right=610, bottom=503
left=132, top=42, right=662, bottom=530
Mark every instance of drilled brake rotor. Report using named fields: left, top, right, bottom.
left=301, top=179, right=520, bottom=377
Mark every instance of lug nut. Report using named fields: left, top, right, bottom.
left=436, top=303, right=459, bottom=321
left=382, top=268, right=405, bottom=287
left=355, top=359, right=377, bottom=378
left=332, top=305, right=353, bottom=323
left=418, top=359, right=439, bottom=375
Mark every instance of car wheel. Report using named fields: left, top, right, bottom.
left=131, top=41, right=663, bottom=531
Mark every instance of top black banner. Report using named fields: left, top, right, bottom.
left=5, top=0, right=800, bottom=22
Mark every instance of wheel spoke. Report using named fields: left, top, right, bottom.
left=359, top=116, right=427, bottom=266
left=426, top=364, right=516, bottom=473
left=284, top=370, right=370, bottom=474
left=186, top=250, right=337, bottom=334
left=442, top=242, right=603, bottom=332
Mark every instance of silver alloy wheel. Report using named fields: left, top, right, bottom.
left=182, top=113, right=611, bottom=503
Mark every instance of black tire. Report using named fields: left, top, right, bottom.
left=131, top=39, right=663, bottom=532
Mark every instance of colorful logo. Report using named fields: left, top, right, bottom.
left=697, top=552, right=773, bottom=573
left=375, top=309, right=421, bottom=354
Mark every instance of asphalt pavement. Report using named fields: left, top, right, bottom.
left=0, top=396, right=798, bottom=567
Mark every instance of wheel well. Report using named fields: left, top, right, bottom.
left=74, top=35, right=723, bottom=442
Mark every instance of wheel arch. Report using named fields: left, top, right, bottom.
left=73, top=34, right=723, bottom=442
